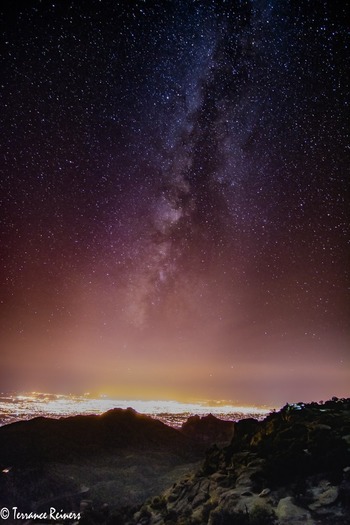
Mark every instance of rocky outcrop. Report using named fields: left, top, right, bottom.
left=181, top=414, right=234, bottom=446
left=129, top=398, right=350, bottom=525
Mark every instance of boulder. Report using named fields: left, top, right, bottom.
left=342, top=434, right=350, bottom=445
left=276, top=496, right=313, bottom=524
left=259, top=488, right=271, bottom=497
left=309, top=485, right=338, bottom=510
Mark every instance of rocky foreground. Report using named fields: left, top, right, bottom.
left=127, top=398, right=350, bottom=525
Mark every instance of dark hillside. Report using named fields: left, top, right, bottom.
left=0, top=408, right=196, bottom=466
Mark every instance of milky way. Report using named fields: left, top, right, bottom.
left=0, top=1, right=349, bottom=404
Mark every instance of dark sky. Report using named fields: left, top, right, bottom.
left=0, top=0, right=349, bottom=406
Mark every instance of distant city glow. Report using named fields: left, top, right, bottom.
left=0, top=392, right=272, bottom=428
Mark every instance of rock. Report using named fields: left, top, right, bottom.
left=318, top=485, right=338, bottom=505
left=80, top=500, right=92, bottom=512
left=342, top=434, right=350, bottom=445
left=220, top=488, right=240, bottom=501
left=309, top=479, right=331, bottom=497
left=235, top=475, right=252, bottom=489
left=191, top=489, right=209, bottom=507
left=210, top=472, right=227, bottom=482
left=312, top=424, right=332, bottom=431
left=181, top=414, right=234, bottom=446
left=235, top=495, right=270, bottom=514
left=247, top=458, right=265, bottom=468
left=235, top=465, right=258, bottom=488
left=149, top=514, right=163, bottom=525
left=309, top=486, right=339, bottom=509
left=259, top=488, right=271, bottom=497
left=277, top=496, right=312, bottom=523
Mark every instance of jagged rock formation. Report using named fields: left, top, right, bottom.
left=181, top=414, right=234, bottom=446
left=130, top=399, right=350, bottom=525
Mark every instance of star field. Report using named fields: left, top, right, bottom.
left=0, top=0, right=349, bottom=404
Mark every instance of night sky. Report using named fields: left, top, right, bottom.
left=0, top=0, right=349, bottom=406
